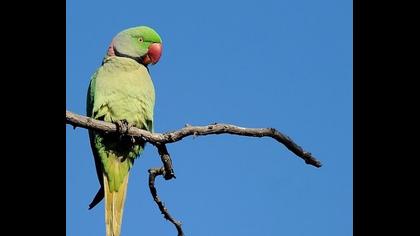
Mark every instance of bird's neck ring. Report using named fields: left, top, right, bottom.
left=106, top=40, right=116, bottom=57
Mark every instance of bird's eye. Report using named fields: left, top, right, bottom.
left=138, top=37, right=144, bottom=43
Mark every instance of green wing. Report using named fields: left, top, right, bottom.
left=87, top=71, right=106, bottom=197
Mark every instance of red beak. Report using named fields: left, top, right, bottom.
left=143, top=43, right=162, bottom=65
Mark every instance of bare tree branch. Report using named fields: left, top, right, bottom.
left=156, top=144, right=176, bottom=180
left=66, top=110, right=322, bottom=167
left=149, top=167, right=184, bottom=236
left=67, top=109, right=322, bottom=236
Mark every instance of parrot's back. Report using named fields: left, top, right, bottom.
left=87, top=56, right=155, bottom=236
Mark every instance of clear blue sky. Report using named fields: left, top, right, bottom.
left=66, top=0, right=352, bottom=235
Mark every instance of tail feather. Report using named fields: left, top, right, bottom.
left=104, top=173, right=129, bottom=236
left=88, top=186, right=104, bottom=210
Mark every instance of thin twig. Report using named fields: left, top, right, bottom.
left=155, top=143, right=176, bottom=180
left=66, top=110, right=321, bottom=167
left=149, top=167, right=184, bottom=236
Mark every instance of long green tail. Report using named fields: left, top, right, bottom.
left=103, top=172, right=129, bottom=236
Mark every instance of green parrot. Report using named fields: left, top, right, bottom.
left=86, top=26, right=162, bottom=236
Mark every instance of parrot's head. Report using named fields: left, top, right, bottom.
left=107, top=26, right=162, bottom=65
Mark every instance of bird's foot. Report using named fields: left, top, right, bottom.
left=115, top=120, right=137, bottom=145
left=115, top=119, right=132, bottom=134
left=115, top=119, right=132, bottom=137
